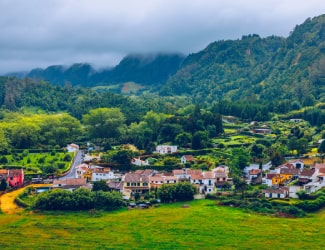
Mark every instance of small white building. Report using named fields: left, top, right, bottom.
left=131, top=157, right=149, bottom=166
left=180, top=155, right=194, bottom=164
left=67, top=143, right=79, bottom=152
left=155, top=145, right=177, bottom=154
left=262, top=187, right=289, bottom=199
left=91, top=168, right=117, bottom=182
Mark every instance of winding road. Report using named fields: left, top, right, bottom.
left=59, top=150, right=83, bottom=180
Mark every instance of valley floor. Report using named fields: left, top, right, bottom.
left=1, top=199, right=325, bottom=249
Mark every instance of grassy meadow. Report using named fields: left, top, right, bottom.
left=1, top=199, right=325, bottom=249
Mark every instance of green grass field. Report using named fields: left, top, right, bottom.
left=1, top=199, right=325, bottom=249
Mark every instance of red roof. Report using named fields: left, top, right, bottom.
left=300, top=168, right=315, bottom=177
left=182, top=155, right=194, bottom=161
left=249, top=169, right=262, bottom=175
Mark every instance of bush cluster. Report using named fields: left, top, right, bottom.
left=34, top=188, right=125, bottom=211
left=157, top=182, right=197, bottom=203
left=219, top=197, right=305, bottom=217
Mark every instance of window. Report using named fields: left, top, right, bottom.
left=143, top=182, right=148, bottom=186
left=137, top=182, right=140, bottom=186
left=127, top=182, right=130, bottom=186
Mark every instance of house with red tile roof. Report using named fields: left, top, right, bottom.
left=0, top=169, right=24, bottom=187
left=123, top=170, right=153, bottom=195
left=53, top=178, right=88, bottom=191
left=202, top=171, right=215, bottom=194
left=149, top=174, right=178, bottom=188
left=180, top=155, right=194, bottom=164
left=248, top=169, right=262, bottom=184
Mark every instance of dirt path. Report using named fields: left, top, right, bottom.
left=0, top=184, right=51, bottom=214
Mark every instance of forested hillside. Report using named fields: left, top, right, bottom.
left=162, top=15, right=325, bottom=109
left=24, top=53, right=184, bottom=87
left=3, top=15, right=325, bottom=124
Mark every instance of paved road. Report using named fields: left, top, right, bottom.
left=59, top=150, right=83, bottom=180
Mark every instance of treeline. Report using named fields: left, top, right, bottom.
left=0, top=104, right=223, bottom=152
left=34, top=188, right=125, bottom=211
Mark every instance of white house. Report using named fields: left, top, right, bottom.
left=155, top=145, right=177, bottom=154
left=202, top=171, right=215, bottom=194
left=262, top=187, right=289, bottom=199
left=52, top=178, right=88, bottom=191
left=181, top=155, right=194, bottom=164
left=91, top=168, right=117, bottom=182
left=288, top=159, right=304, bottom=169
left=67, top=143, right=79, bottom=152
left=131, top=157, right=149, bottom=166
left=84, top=154, right=101, bottom=162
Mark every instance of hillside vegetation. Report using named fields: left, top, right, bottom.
left=7, top=14, right=325, bottom=110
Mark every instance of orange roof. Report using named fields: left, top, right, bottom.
left=191, top=173, right=203, bottom=180
left=53, top=178, right=86, bottom=186
left=187, top=169, right=202, bottom=175
left=203, top=171, right=215, bottom=179
left=0, top=169, right=8, bottom=174
left=249, top=169, right=262, bottom=175
left=315, top=163, right=325, bottom=169
left=182, top=155, right=194, bottom=161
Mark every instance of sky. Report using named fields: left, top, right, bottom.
left=1, top=0, right=325, bottom=74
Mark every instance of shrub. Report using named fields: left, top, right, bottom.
left=206, top=193, right=217, bottom=200
left=63, top=154, right=72, bottom=162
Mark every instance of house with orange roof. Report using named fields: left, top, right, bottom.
left=123, top=170, right=153, bottom=195
left=248, top=169, right=262, bottom=184
left=53, top=178, right=88, bottom=191
left=0, top=169, right=24, bottom=187
left=202, top=171, right=215, bottom=194
left=149, top=174, right=178, bottom=188
left=180, top=155, right=194, bottom=164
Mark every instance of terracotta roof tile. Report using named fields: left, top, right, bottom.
left=300, top=168, right=315, bottom=177
left=203, top=171, right=215, bottom=179
left=249, top=169, right=262, bottom=175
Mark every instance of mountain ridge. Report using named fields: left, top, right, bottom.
left=4, top=14, right=325, bottom=107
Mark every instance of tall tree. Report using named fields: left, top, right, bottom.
left=83, top=108, right=126, bottom=139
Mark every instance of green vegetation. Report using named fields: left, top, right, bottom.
left=1, top=199, right=325, bottom=249
left=157, top=182, right=197, bottom=203
left=34, top=188, right=125, bottom=211
left=0, top=151, right=73, bottom=178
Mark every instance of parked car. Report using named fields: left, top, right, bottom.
left=128, top=203, right=137, bottom=208
left=138, top=204, right=149, bottom=209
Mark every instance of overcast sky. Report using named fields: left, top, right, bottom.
left=0, top=0, right=325, bottom=74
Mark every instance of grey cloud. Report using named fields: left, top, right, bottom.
left=1, top=0, right=325, bottom=74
